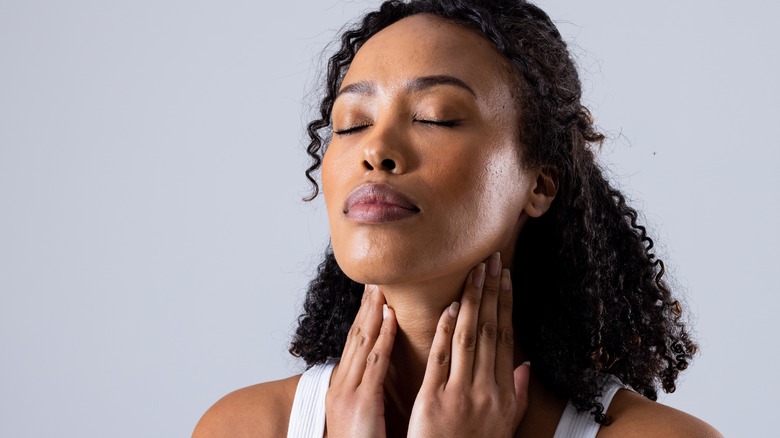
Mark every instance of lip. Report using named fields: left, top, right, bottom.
left=343, top=183, right=420, bottom=223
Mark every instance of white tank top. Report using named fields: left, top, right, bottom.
left=286, top=360, right=626, bottom=438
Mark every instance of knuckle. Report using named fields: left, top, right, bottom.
left=349, top=325, right=362, bottom=339
left=480, top=322, right=497, bottom=341
left=498, top=295, right=513, bottom=310
left=498, top=326, right=514, bottom=347
left=432, top=350, right=450, bottom=365
left=361, top=288, right=373, bottom=305
left=356, top=333, right=369, bottom=348
left=483, top=282, right=499, bottom=296
left=366, top=351, right=381, bottom=365
left=325, top=389, right=346, bottom=406
left=381, top=320, right=396, bottom=337
left=462, top=294, right=481, bottom=308
left=455, top=330, right=477, bottom=350
left=476, top=391, right=500, bottom=411
left=438, top=322, right=453, bottom=336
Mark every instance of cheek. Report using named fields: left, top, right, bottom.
left=435, top=143, right=526, bottom=240
left=406, top=140, right=527, bottom=278
left=322, top=146, right=347, bottom=219
left=322, top=145, right=376, bottom=270
left=321, top=147, right=334, bottom=202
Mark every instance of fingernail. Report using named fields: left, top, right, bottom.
left=382, top=304, right=389, bottom=319
left=501, top=268, right=511, bottom=291
left=522, top=361, right=531, bottom=367
left=488, top=252, right=501, bottom=277
left=448, top=301, right=460, bottom=317
left=472, top=263, right=486, bottom=288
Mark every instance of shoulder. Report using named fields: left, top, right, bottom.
left=597, top=389, right=722, bottom=438
left=192, top=374, right=302, bottom=438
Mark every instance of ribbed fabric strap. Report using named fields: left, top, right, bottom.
left=286, top=359, right=337, bottom=438
left=552, top=376, right=627, bottom=438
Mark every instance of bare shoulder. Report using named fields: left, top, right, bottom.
left=598, top=389, right=722, bottom=438
left=192, top=374, right=302, bottom=438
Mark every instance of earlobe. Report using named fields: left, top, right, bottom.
left=523, top=166, right=558, bottom=218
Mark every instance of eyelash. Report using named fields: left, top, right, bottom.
left=333, top=119, right=461, bottom=136
left=333, top=124, right=370, bottom=135
left=419, top=119, right=461, bottom=128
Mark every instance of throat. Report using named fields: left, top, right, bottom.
left=384, top=321, right=432, bottom=409
left=379, top=307, right=436, bottom=436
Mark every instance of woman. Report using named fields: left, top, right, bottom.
left=194, top=0, right=721, bottom=436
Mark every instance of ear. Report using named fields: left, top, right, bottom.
left=523, top=166, right=558, bottom=218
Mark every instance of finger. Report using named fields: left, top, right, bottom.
left=495, top=268, right=515, bottom=388
left=345, top=285, right=386, bottom=385
left=341, top=285, right=385, bottom=387
left=338, top=284, right=374, bottom=372
left=361, top=305, right=397, bottom=390
left=474, top=252, right=502, bottom=383
left=449, top=262, right=485, bottom=383
left=513, top=362, right=531, bottom=429
left=420, top=302, right=460, bottom=390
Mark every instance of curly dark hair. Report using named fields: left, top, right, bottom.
left=289, top=0, right=697, bottom=424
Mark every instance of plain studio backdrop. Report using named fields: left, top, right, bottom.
left=1, top=0, right=777, bottom=436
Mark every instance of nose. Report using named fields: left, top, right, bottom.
left=361, top=125, right=408, bottom=174
left=363, top=157, right=398, bottom=171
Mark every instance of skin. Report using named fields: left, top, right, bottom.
left=192, top=14, right=722, bottom=438
left=321, top=14, right=554, bottom=430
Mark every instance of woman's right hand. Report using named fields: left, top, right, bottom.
left=325, top=284, right=397, bottom=438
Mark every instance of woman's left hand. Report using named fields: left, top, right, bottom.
left=407, top=252, right=530, bottom=437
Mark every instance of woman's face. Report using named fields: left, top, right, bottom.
left=322, top=14, right=539, bottom=286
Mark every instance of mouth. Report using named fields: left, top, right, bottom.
left=343, top=183, right=420, bottom=223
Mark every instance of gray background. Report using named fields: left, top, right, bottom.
left=1, top=0, right=777, bottom=436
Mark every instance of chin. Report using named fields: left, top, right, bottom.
left=331, top=237, right=427, bottom=285
left=334, top=250, right=408, bottom=285
left=333, top=237, right=473, bottom=289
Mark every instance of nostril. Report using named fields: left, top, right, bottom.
left=382, top=159, right=396, bottom=170
left=363, top=160, right=374, bottom=170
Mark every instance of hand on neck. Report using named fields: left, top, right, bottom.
left=373, top=271, right=466, bottom=434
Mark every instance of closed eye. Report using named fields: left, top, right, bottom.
left=334, top=119, right=462, bottom=135
left=333, top=124, right=371, bottom=135
left=415, top=119, right=462, bottom=128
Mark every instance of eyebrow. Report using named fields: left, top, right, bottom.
left=408, top=75, right=476, bottom=97
left=336, top=81, right=376, bottom=99
left=335, top=75, right=477, bottom=100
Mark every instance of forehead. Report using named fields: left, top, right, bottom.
left=342, top=14, right=513, bottom=101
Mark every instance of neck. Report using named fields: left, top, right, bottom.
left=374, top=273, right=566, bottom=438
left=377, top=215, right=528, bottom=402
left=378, top=271, right=465, bottom=435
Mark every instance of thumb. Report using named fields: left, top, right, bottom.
left=513, top=362, right=531, bottom=426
